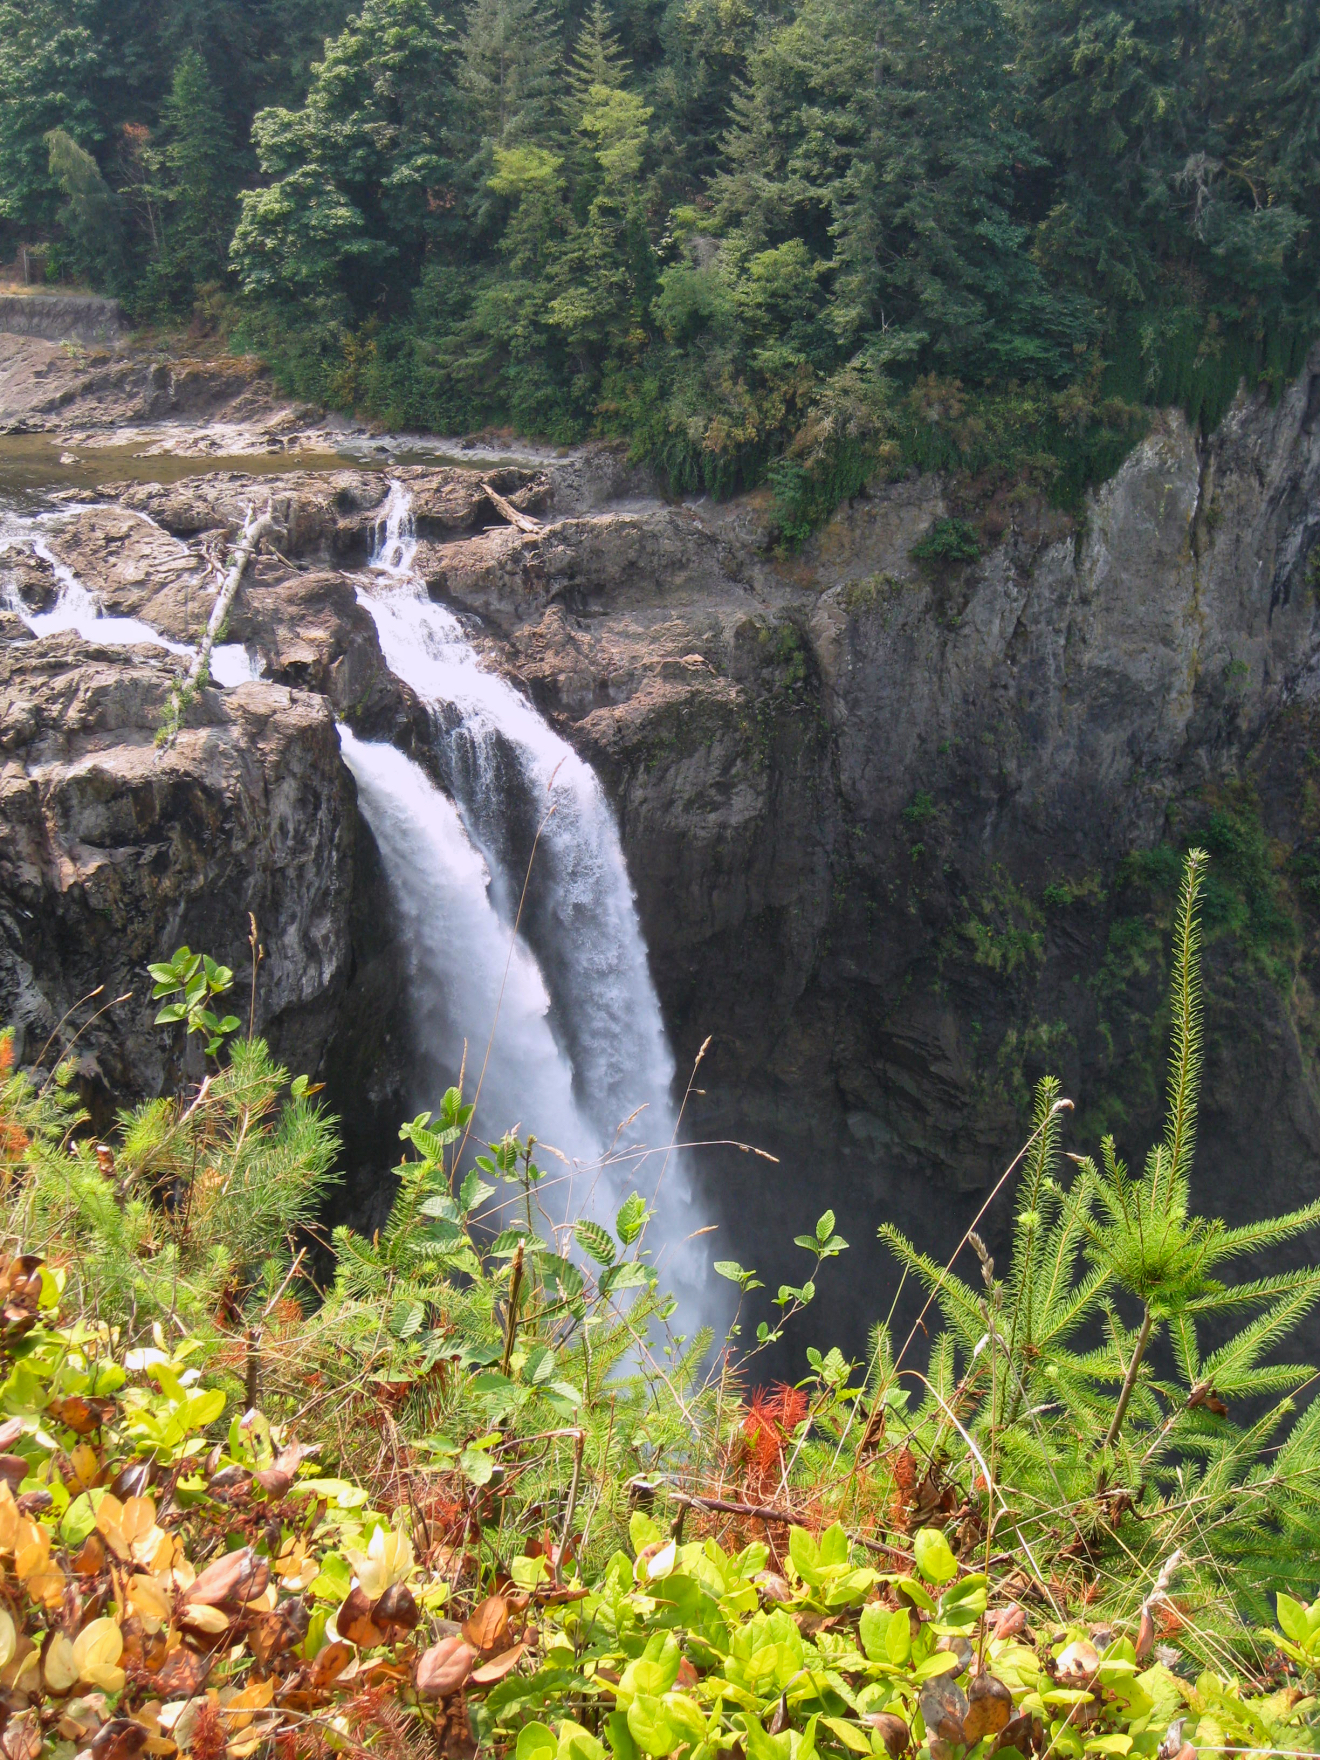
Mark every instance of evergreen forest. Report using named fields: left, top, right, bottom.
left=3, top=0, right=1319, bottom=523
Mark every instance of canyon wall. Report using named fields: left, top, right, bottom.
left=2, top=339, right=1319, bottom=1346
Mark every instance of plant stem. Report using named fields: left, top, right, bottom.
left=501, top=1244, right=525, bottom=1377
left=1102, top=1305, right=1153, bottom=1452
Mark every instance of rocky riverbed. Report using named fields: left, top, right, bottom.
left=3, top=326, right=1320, bottom=1352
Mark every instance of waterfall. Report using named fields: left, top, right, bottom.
left=355, top=483, right=706, bottom=1293
left=362, top=485, right=679, bottom=1157
left=337, top=727, right=597, bottom=1170
left=1, top=486, right=710, bottom=1304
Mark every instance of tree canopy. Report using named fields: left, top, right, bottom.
left=3, top=0, right=1317, bottom=516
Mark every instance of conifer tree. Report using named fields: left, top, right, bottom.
left=152, top=48, right=237, bottom=303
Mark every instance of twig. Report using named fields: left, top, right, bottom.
left=556, top=1429, right=585, bottom=1584
left=500, top=1244, right=525, bottom=1377
left=187, top=502, right=276, bottom=689
left=479, top=482, right=542, bottom=533
left=667, top=1491, right=912, bottom=1563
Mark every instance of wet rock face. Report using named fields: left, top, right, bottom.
left=0, top=628, right=356, bottom=1107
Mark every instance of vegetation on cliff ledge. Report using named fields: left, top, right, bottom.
left=2, top=849, right=1320, bottom=1756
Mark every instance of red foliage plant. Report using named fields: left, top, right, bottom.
left=742, top=1384, right=809, bottom=1494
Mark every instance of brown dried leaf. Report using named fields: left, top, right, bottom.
left=272, top=1442, right=318, bottom=1477
left=89, top=1719, right=149, bottom=1760
left=51, top=1397, right=116, bottom=1437
left=964, top=1675, right=1014, bottom=1742
left=863, top=1713, right=910, bottom=1758
left=415, top=1635, right=476, bottom=1699
left=919, top=1677, right=968, bottom=1745
left=309, top=1639, right=355, bottom=1689
left=184, top=1546, right=269, bottom=1612
left=148, top=1648, right=210, bottom=1698
left=248, top=1598, right=311, bottom=1667
left=109, top=1462, right=153, bottom=1502
left=462, top=1594, right=509, bottom=1655
left=469, top=1643, right=526, bottom=1685
left=337, top=1585, right=388, bottom=1649
left=993, top=1713, right=1034, bottom=1756
left=0, top=1457, right=27, bottom=1492
left=253, top=1467, right=293, bottom=1498
left=73, top=1531, right=108, bottom=1577
left=206, top=1465, right=252, bottom=1496
left=1054, top=1640, right=1099, bottom=1686
left=373, top=1582, right=420, bottom=1636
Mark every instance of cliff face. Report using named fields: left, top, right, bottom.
left=2, top=336, right=1319, bottom=1347
left=419, top=357, right=1320, bottom=1342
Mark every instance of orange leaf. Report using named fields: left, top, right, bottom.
left=461, top=1595, right=509, bottom=1655
left=469, top=1643, right=526, bottom=1685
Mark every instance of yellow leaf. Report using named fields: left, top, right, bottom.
left=68, top=1443, right=100, bottom=1493
left=45, top=1634, right=78, bottom=1693
left=83, top=1663, right=127, bottom=1693
left=130, top=1575, right=172, bottom=1627
left=96, top=1493, right=128, bottom=1558
left=123, top=1496, right=159, bottom=1544
left=346, top=1525, right=414, bottom=1601
left=0, top=1482, right=17, bottom=1552
left=0, top=1609, right=15, bottom=1671
left=132, top=1526, right=168, bottom=1568
left=181, top=1604, right=230, bottom=1635
left=221, top=1677, right=275, bottom=1724
left=72, top=1617, right=123, bottom=1678
left=26, top=1565, right=66, bottom=1608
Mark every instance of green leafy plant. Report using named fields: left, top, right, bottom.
left=150, top=945, right=242, bottom=1056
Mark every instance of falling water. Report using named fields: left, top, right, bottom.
left=355, top=483, right=705, bottom=1288
left=337, top=728, right=597, bottom=1167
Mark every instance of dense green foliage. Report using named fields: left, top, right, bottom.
left=2, top=854, right=1320, bottom=1753
left=3, top=0, right=1317, bottom=521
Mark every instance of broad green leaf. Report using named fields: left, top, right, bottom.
left=518, top=1724, right=556, bottom=1760
left=913, top=1651, right=962, bottom=1681
left=1277, top=1593, right=1311, bottom=1645
left=626, top=1698, right=677, bottom=1758
left=818, top=1522, right=849, bottom=1568
left=893, top=1576, right=936, bottom=1614
left=789, top=1525, right=820, bottom=1585
left=822, top=1717, right=872, bottom=1754
left=616, top=1193, right=647, bottom=1245
left=886, top=1607, right=911, bottom=1665
left=630, top=1511, right=663, bottom=1552
left=604, top=1713, right=637, bottom=1760
left=575, top=1218, right=616, bottom=1266
left=601, top=1261, right=650, bottom=1296
left=913, top=1528, right=957, bottom=1585
left=459, top=1445, right=496, bottom=1485
left=460, top=1169, right=495, bottom=1213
